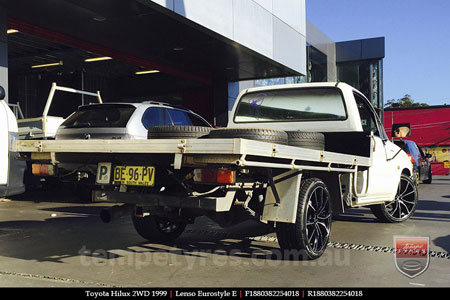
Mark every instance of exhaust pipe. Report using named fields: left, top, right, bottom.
left=100, top=204, right=134, bottom=223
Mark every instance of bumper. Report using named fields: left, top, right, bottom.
left=93, top=190, right=235, bottom=212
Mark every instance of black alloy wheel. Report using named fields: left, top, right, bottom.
left=370, top=174, right=418, bottom=223
left=276, top=178, right=332, bottom=260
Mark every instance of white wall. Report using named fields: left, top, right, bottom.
left=150, top=0, right=306, bottom=75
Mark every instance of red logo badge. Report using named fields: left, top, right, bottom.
left=394, top=236, right=430, bottom=278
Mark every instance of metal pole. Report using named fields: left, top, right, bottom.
left=81, top=70, right=85, bottom=106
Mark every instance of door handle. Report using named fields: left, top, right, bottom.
left=372, top=135, right=376, bottom=152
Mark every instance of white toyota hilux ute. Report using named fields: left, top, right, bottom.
left=10, top=82, right=415, bottom=260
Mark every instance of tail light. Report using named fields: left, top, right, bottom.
left=193, top=168, right=235, bottom=184
left=407, top=154, right=415, bottom=163
left=32, top=164, right=55, bottom=176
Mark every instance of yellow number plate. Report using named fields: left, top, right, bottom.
left=113, top=166, right=155, bottom=186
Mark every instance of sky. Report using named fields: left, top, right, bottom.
left=306, top=0, right=450, bottom=106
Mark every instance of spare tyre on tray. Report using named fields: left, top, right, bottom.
left=206, top=128, right=289, bottom=145
left=147, top=125, right=212, bottom=139
left=147, top=126, right=325, bottom=152
left=286, top=131, right=325, bottom=151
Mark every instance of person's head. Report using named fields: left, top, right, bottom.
left=394, top=126, right=410, bottom=138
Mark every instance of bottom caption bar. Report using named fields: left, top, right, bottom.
left=73, top=287, right=433, bottom=299
left=13, top=287, right=439, bottom=298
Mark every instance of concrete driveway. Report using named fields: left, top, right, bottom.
left=0, top=176, right=449, bottom=287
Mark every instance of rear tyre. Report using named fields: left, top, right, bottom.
left=131, top=211, right=187, bottom=243
left=275, top=178, right=332, bottom=260
left=147, top=125, right=212, bottom=139
left=423, top=169, right=432, bottom=184
left=370, top=174, right=418, bottom=223
left=287, top=131, right=325, bottom=151
left=207, top=128, right=288, bottom=145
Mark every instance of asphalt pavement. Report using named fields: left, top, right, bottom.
left=0, top=176, right=449, bottom=287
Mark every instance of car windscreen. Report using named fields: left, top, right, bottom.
left=61, top=104, right=136, bottom=128
left=234, top=87, right=347, bottom=123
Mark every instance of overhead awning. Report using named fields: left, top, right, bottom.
left=1, top=0, right=302, bottom=84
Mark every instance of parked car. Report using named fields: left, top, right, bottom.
left=56, top=101, right=211, bottom=140
left=54, top=101, right=211, bottom=201
left=394, top=139, right=432, bottom=184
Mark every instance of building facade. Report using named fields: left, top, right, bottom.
left=0, top=0, right=385, bottom=128
left=228, top=21, right=385, bottom=120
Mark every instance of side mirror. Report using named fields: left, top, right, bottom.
left=392, top=123, right=411, bottom=138
left=0, top=85, right=5, bottom=100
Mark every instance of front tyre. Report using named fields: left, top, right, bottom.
left=131, top=211, right=187, bottom=243
left=276, top=178, right=332, bottom=260
left=423, top=169, right=432, bottom=184
left=370, top=174, right=418, bottom=223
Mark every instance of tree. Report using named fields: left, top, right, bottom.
left=384, top=94, right=429, bottom=108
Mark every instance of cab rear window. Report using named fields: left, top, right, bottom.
left=234, top=88, right=347, bottom=123
left=61, top=104, right=136, bottom=128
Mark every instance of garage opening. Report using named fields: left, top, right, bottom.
left=6, top=28, right=213, bottom=125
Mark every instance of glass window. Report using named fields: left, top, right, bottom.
left=353, top=93, right=380, bottom=136
left=337, top=59, right=384, bottom=114
left=307, top=46, right=328, bottom=82
left=167, top=109, right=191, bottom=125
left=234, top=88, right=347, bottom=123
left=166, top=109, right=210, bottom=127
left=417, top=145, right=426, bottom=159
left=141, top=107, right=172, bottom=129
left=337, top=62, right=360, bottom=91
left=188, top=113, right=210, bottom=127
left=61, top=104, right=136, bottom=128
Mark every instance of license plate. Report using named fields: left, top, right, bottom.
left=113, top=166, right=155, bottom=186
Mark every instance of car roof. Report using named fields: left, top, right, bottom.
left=79, top=102, right=193, bottom=112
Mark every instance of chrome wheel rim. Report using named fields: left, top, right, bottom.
left=306, top=186, right=331, bottom=254
left=385, top=177, right=416, bottom=220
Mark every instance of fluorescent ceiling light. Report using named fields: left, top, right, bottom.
left=7, top=29, right=19, bottom=34
left=31, top=61, right=63, bottom=69
left=135, top=70, right=160, bottom=75
left=93, top=16, right=107, bottom=22
left=84, top=56, right=112, bottom=62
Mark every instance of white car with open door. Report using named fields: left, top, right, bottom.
left=17, top=82, right=103, bottom=140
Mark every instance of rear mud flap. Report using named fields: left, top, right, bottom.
left=262, top=170, right=302, bottom=224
